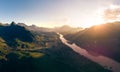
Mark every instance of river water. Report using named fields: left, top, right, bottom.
left=59, top=34, right=120, bottom=72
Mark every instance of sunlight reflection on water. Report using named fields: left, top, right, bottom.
left=59, top=34, right=120, bottom=72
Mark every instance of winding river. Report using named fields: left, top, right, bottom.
left=59, top=34, right=120, bottom=72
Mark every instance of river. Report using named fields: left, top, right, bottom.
left=59, top=34, right=120, bottom=72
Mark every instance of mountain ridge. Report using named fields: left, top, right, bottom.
left=63, top=22, right=120, bottom=62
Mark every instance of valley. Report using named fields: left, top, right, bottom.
left=0, top=22, right=111, bottom=72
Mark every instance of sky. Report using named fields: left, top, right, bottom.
left=0, top=0, right=120, bottom=28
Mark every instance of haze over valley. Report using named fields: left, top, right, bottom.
left=0, top=0, right=120, bottom=72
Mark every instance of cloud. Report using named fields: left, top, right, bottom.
left=103, top=4, right=120, bottom=21
left=113, top=0, right=120, bottom=5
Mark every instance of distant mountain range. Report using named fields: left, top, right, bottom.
left=18, top=23, right=53, bottom=32
left=53, top=25, right=83, bottom=35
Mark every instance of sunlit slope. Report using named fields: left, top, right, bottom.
left=64, top=22, right=120, bottom=62
left=0, top=22, right=58, bottom=49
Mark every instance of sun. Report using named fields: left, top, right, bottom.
left=67, top=9, right=105, bottom=28
left=69, top=17, right=104, bottom=28
left=80, top=10, right=105, bottom=28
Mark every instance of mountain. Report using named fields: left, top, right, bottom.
left=18, top=23, right=53, bottom=32
left=64, top=22, right=120, bottom=62
left=18, top=23, right=82, bottom=34
left=0, top=22, right=57, bottom=49
left=0, top=22, right=111, bottom=72
left=0, top=22, right=34, bottom=49
left=54, top=25, right=82, bottom=35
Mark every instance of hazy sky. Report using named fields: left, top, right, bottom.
left=0, top=0, right=120, bottom=28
